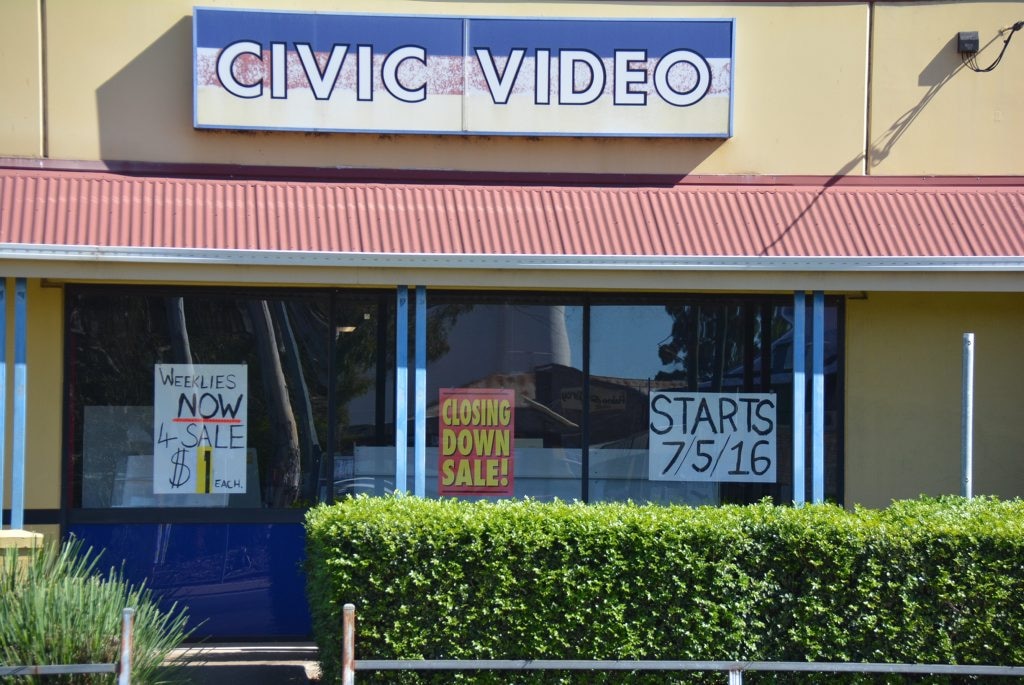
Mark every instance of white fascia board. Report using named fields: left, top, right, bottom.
left=1, top=244, right=1024, bottom=272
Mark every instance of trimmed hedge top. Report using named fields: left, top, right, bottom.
left=306, top=496, right=1024, bottom=683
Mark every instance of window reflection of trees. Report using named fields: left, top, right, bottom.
left=69, top=291, right=346, bottom=509
left=658, top=305, right=736, bottom=389
left=68, top=291, right=839, bottom=509
left=589, top=298, right=840, bottom=506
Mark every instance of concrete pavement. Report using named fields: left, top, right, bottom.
left=168, top=643, right=320, bottom=684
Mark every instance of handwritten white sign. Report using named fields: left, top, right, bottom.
left=153, top=364, right=248, bottom=495
left=649, top=392, right=776, bottom=483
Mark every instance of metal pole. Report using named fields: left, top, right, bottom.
left=11, top=279, right=27, bottom=529
left=792, top=292, right=806, bottom=506
left=414, top=287, right=426, bottom=498
left=961, top=332, right=974, bottom=499
left=395, top=287, right=409, bottom=494
left=118, top=607, right=134, bottom=685
left=729, top=667, right=744, bottom=684
left=343, top=603, right=356, bottom=685
left=811, top=291, right=825, bottom=504
left=0, top=280, right=6, bottom=527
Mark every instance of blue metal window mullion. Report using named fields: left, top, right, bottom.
left=812, top=290, right=825, bottom=504
left=11, top=279, right=27, bottom=529
left=0, top=280, right=5, bottom=525
left=395, top=287, right=409, bottom=494
left=414, top=286, right=426, bottom=498
left=792, top=291, right=806, bottom=507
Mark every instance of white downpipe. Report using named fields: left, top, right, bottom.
left=962, top=333, right=974, bottom=499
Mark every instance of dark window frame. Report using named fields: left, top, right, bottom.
left=61, top=286, right=844, bottom=527
left=62, top=284, right=395, bottom=526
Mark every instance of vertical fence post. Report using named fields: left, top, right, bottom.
left=343, top=603, right=355, bottom=685
left=729, top=666, right=744, bottom=684
left=961, top=332, right=974, bottom=499
left=118, top=607, right=134, bottom=685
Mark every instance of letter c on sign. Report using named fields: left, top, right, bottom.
left=654, top=50, right=711, bottom=107
left=382, top=45, right=427, bottom=103
left=217, top=40, right=264, bottom=99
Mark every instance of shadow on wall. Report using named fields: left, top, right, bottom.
left=759, top=34, right=969, bottom=254
left=95, top=17, right=196, bottom=165
left=93, top=15, right=724, bottom=176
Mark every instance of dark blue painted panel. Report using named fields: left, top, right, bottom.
left=68, top=523, right=311, bottom=639
left=194, top=9, right=734, bottom=59
left=468, top=19, right=734, bottom=59
left=195, top=8, right=463, bottom=55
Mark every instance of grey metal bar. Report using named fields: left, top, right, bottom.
left=354, top=659, right=1024, bottom=676
left=745, top=661, right=1024, bottom=675
left=357, top=659, right=735, bottom=671
left=0, top=664, right=117, bottom=676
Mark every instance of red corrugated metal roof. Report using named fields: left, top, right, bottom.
left=1, top=167, right=1022, bottom=260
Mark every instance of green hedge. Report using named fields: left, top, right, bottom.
left=305, top=496, right=1024, bottom=684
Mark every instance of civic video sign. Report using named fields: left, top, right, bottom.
left=649, top=392, right=777, bottom=483
left=194, top=8, right=734, bottom=137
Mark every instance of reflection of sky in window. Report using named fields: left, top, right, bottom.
left=571, top=306, right=677, bottom=381
left=476, top=302, right=835, bottom=388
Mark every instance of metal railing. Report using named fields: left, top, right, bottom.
left=0, top=607, right=134, bottom=683
left=340, top=604, right=1024, bottom=684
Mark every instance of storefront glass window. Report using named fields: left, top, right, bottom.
left=330, top=296, right=396, bottom=500
left=65, top=287, right=840, bottom=511
left=66, top=287, right=392, bottom=510
left=422, top=295, right=585, bottom=501
left=588, top=296, right=842, bottom=506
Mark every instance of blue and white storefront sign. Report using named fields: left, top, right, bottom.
left=193, top=8, right=734, bottom=137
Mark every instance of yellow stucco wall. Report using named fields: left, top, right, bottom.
left=26, top=281, right=63, bottom=512
left=1, top=281, right=62, bottom=516
left=845, top=292, right=1024, bottom=508
left=3, top=2, right=1022, bottom=174
left=33, top=0, right=869, bottom=175
left=0, top=0, right=43, bottom=157
left=869, top=2, right=1024, bottom=175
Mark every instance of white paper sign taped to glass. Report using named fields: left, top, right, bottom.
left=649, top=392, right=776, bottom=483
left=153, top=364, right=248, bottom=495
left=193, top=9, right=734, bottom=137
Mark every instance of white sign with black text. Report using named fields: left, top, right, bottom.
left=649, top=392, right=776, bottom=483
left=153, top=364, right=248, bottom=495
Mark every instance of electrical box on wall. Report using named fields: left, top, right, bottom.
left=957, top=31, right=980, bottom=54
